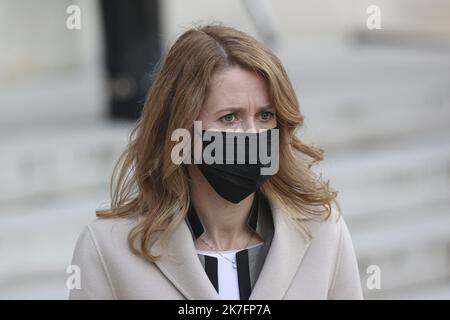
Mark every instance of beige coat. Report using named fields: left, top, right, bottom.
left=69, top=199, right=363, bottom=300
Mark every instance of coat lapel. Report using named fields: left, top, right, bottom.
left=152, top=197, right=311, bottom=300
left=151, top=220, right=221, bottom=300
left=249, top=199, right=311, bottom=299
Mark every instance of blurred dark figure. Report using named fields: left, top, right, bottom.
left=101, top=0, right=161, bottom=120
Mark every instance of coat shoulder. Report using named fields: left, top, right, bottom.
left=87, top=216, right=137, bottom=236
left=81, top=216, right=138, bottom=252
left=306, top=205, right=345, bottom=242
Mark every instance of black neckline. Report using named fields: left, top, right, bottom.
left=186, top=192, right=260, bottom=240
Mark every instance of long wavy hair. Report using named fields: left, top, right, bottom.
left=96, top=24, right=339, bottom=262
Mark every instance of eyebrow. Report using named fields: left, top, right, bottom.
left=214, top=105, right=274, bottom=116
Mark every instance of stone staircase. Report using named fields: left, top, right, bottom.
left=0, top=41, right=449, bottom=299
left=0, top=120, right=132, bottom=299
left=278, top=41, right=450, bottom=299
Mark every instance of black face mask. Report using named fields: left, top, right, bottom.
left=197, top=129, right=278, bottom=204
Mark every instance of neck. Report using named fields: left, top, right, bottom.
left=188, top=165, right=256, bottom=251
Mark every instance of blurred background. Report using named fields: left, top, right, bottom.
left=0, top=0, right=449, bottom=299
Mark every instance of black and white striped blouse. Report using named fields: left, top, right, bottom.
left=185, top=191, right=274, bottom=300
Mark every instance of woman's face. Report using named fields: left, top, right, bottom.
left=197, top=66, right=277, bottom=132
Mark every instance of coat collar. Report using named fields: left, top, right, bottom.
left=151, top=195, right=311, bottom=300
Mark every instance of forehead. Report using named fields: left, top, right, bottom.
left=203, top=67, right=270, bottom=112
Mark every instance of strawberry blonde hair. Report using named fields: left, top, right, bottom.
left=97, top=24, right=339, bottom=262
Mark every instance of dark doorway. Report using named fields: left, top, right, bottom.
left=101, top=0, right=161, bottom=120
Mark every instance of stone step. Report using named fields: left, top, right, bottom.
left=317, top=130, right=450, bottom=219
left=279, top=43, right=450, bottom=149
left=0, top=188, right=107, bottom=299
left=349, top=199, right=450, bottom=299
left=375, top=281, right=450, bottom=300
left=0, top=120, right=133, bottom=203
left=302, top=80, right=450, bottom=150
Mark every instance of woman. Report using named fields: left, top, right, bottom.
left=69, top=24, right=363, bottom=300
